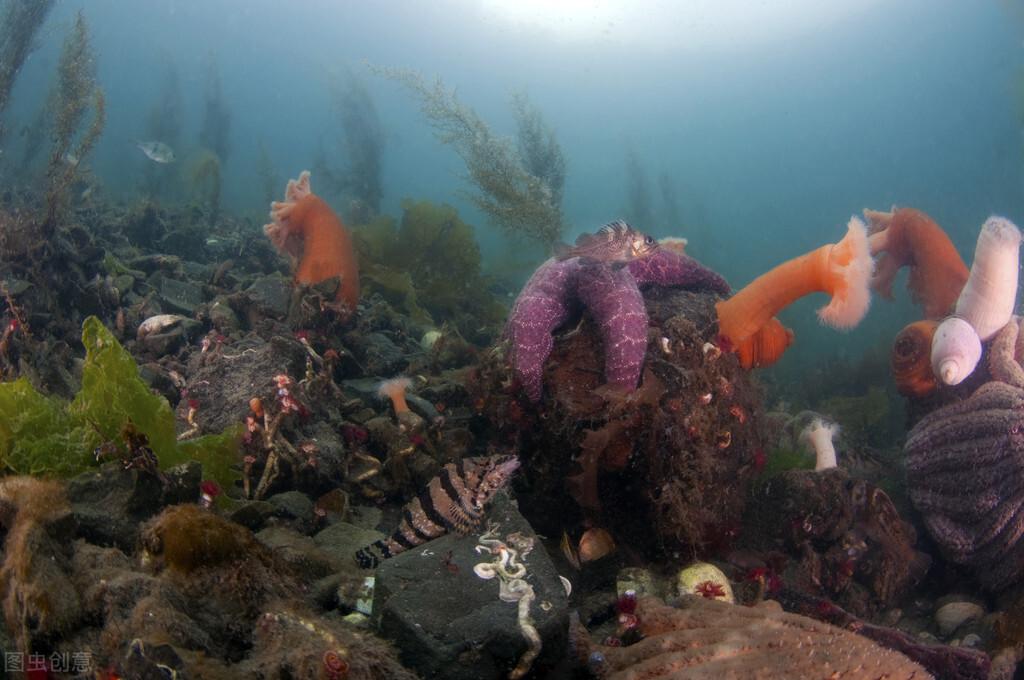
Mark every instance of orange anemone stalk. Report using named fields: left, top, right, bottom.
left=264, top=170, right=360, bottom=318
left=864, top=207, right=968, bottom=319
left=734, top=317, right=795, bottom=370
left=715, top=217, right=873, bottom=367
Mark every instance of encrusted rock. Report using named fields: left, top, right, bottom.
left=585, top=596, right=931, bottom=679
left=255, top=526, right=340, bottom=580
left=241, top=273, right=293, bottom=320
left=68, top=461, right=201, bottom=551
left=372, top=494, right=568, bottom=680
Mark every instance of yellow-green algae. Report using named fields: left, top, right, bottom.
left=0, top=316, right=240, bottom=488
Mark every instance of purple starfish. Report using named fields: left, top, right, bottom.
left=505, top=248, right=730, bottom=401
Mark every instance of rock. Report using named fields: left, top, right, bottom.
left=348, top=505, right=383, bottom=531
left=176, top=335, right=307, bottom=435
left=255, top=526, right=340, bottom=580
left=207, top=297, right=240, bottom=334
left=373, top=494, right=568, bottom=680
left=313, top=521, right=384, bottom=567
left=744, top=468, right=928, bottom=616
left=358, top=332, right=407, bottom=376
left=0, top=478, right=83, bottom=651
left=113, top=273, right=136, bottom=295
left=68, top=463, right=189, bottom=551
left=267, top=491, right=314, bottom=525
left=617, top=567, right=658, bottom=599
left=229, top=500, right=277, bottom=530
left=936, top=601, right=985, bottom=637
left=243, top=273, right=293, bottom=320
left=159, top=277, right=205, bottom=315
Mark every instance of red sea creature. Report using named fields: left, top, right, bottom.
left=616, top=589, right=638, bottom=615
left=752, top=447, right=767, bottom=472
left=694, top=580, right=727, bottom=599
left=198, top=480, right=221, bottom=509
left=321, top=650, right=349, bottom=680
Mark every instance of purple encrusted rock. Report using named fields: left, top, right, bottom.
left=576, top=263, right=648, bottom=391
left=628, top=248, right=731, bottom=295
left=905, top=317, right=1024, bottom=591
left=505, top=248, right=730, bottom=401
left=504, top=258, right=581, bottom=402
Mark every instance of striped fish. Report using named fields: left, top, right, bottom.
left=355, top=455, right=519, bottom=569
left=554, top=219, right=657, bottom=265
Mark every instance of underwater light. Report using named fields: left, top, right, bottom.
left=478, top=0, right=884, bottom=49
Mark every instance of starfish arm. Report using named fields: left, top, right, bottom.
left=505, top=258, right=581, bottom=401
left=628, top=249, right=730, bottom=295
left=577, top=264, right=648, bottom=391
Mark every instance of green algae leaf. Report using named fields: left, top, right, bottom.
left=0, top=378, right=94, bottom=476
left=0, top=316, right=241, bottom=486
left=71, top=315, right=179, bottom=463
left=174, top=426, right=244, bottom=494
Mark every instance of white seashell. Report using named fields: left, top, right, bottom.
left=956, top=216, right=1022, bottom=341
left=930, top=316, right=982, bottom=386
left=136, top=314, right=187, bottom=340
left=421, top=329, right=443, bottom=351
left=960, top=633, right=982, bottom=648
left=934, top=601, right=984, bottom=637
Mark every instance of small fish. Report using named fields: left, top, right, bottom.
left=135, top=140, right=175, bottom=164
left=555, top=219, right=657, bottom=265
left=354, top=454, right=519, bottom=568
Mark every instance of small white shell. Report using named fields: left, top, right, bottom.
left=136, top=314, right=186, bottom=340
left=421, top=329, right=443, bottom=351
left=934, top=601, right=984, bottom=637
left=930, top=316, right=982, bottom=386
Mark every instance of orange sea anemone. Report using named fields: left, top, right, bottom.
left=264, top=170, right=360, bottom=317
left=732, top=317, right=794, bottom=370
left=890, top=320, right=939, bottom=398
left=715, top=217, right=872, bottom=367
left=377, top=376, right=425, bottom=433
left=377, top=376, right=412, bottom=414
left=865, top=207, right=968, bottom=319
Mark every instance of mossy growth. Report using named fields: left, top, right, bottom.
left=141, top=504, right=259, bottom=574
left=757, top=447, right=815, bottom=479
left=0, top=316, right=240, bottom=488
left=354, top=200, right=507, bottom=338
